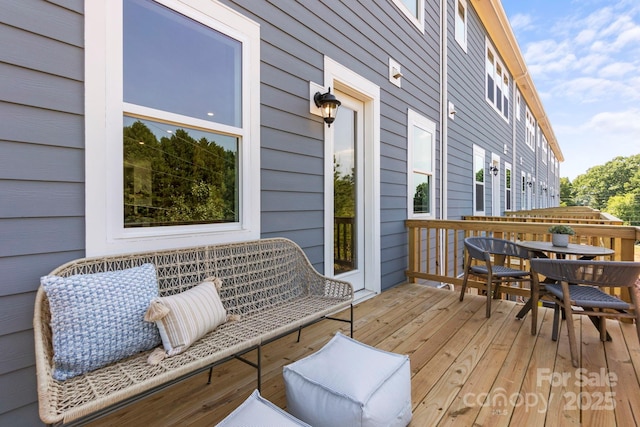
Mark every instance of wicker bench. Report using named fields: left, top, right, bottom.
left=34, top=238, right=354, bottom=425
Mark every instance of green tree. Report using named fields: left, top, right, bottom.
left=559, top=177, right=576, bottom=206
left=606, top=193, right=640, bottom=226
left=571, top=154, right=640, bottom=210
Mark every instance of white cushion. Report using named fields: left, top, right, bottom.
left=216, top=389, right=310, bottom=426
left=283, top=333, right=412, bottom=427
left=147, top=278, right=227, bottom=356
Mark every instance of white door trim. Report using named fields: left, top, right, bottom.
left=323, top=56, right=381, bottom=297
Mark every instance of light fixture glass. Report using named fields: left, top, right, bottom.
left=314, top=87, right=341, bottom=127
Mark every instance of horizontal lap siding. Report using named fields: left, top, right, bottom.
left=0, top=1, right=84, bottom=424
left=3, top=0, right=446, bottom=422
left=447, top=1, right=512, bottom=219
left=225, top=0, right=441, bottom=289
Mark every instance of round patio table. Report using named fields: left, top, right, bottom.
left=516, top=240, right=615, bottom=260
left=514, top=241, right=615, bottom=321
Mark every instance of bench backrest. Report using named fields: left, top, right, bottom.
left=45, top=238, right=317, bottom=317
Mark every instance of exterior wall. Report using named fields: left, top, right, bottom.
left=222, top=0, right=442, bottom=288
left=0, top=1, right=85, bottom=425
left=0, top=0, right=560, bottom=423
left=447, top=1, right=513, bottom=219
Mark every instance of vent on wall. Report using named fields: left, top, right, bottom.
left=389, top=58, right=403, bottom=88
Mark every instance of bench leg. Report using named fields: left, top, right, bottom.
left=257, top=345, right=262, bottom=392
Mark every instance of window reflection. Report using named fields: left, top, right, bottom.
left=124, top=0, right=242, bottom=127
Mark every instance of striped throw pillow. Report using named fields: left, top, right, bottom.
left=146, top=278, right=227, bottom=356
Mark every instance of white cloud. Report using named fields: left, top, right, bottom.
left=553, top=77, right=639, bottom=102
left=584, top=109, right=640, bottom=134
left=575, top=29, right=597, bottom=45
left=598, top=62, right=636, bottom=78
left=509, top=13, right=535, bottom=32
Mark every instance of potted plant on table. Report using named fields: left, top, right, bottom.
left=548, top=225, right=575, bottom=247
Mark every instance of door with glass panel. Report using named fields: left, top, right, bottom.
left=331, top=91, right=365, bottom=291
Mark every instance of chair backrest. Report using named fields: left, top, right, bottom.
left=464, top=237, right=529, bottom=260
left=530, top=259, right=640, bottom=288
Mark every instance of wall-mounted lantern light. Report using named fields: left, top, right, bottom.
left=527, top=180, right=533, bottom=188
left=489, top=165, right=499, bottom=176
left=313, top=87, right=341, bottom=127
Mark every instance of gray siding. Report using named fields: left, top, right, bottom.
left=0, top=0, right=557, bottom=423
left=446, top=0, right=551, bottom=217
left=0, top=0, right=84, bottom=424
left=225, top=0, right=441, bottom=286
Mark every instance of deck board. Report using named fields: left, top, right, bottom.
left=87, top=284, right=640, bottom=426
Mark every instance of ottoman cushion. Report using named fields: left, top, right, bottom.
left=283, top=333, right=412, bottom=427
left=216, top=389, right=310, bottom=426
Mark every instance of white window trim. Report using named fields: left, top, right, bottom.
left=85, top=0, right=261, bottom=256
left=541, top=134, right=548, bottom=164
left=455, top=0, right=468, bottom=52
left=525, top=106, right=536, bottom=151
left=515, top=89, right=521, bottom=121
left=485, top=39, right=510, bottom=122
left=504, top=162, right=512, bottom=211
left=473, top=145, right=486, bottom=215
left=407, top=109, right=436, bottom=219
left=390, top=0, right=425, bottom=33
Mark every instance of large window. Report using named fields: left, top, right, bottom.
left=485, top=41, right=509, bottom=121
left=407, top=110, right=436, bottom=218
left=391, top=0, right=425, bottom=32
left=86, top=0, right=261, bottom=255
left=473, top=146, right=485, bottom=214
left=455, top=0, right=468, bottom=51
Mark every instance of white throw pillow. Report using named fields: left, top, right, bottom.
left=145, top=277, right=227, bottom=357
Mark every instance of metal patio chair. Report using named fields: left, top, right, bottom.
left=529, top=258, right=640, bottom=368
left=459, top=237, right=532, bottom=318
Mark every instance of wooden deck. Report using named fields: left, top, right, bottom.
left=88, top=283, right=640, bottom=426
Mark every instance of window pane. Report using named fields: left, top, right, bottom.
left=124, top=0, right=242, bottom=127
left=474, top=155, right=484, bottom=183
left=413, top=173, right=431, bottom=214
left=475, top=183, right=484, bottom=211
left=123, top=115, right=239, bottom=227
left=413, top=126, right=433, bottom=172
left=487, top=75, right=494, bottom=102
left=401, top=0, right=419, bottom=17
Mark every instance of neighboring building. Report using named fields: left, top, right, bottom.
left=0, top=0, right=562, bottom=423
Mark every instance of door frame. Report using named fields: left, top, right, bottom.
left=322, top=56, right=380, bottom=299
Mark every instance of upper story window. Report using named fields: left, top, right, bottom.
left=473, top=145, right=485, bottom=214
left=455, top=0, right=468, bottom=51
left=485, top=40, right=509, bottom=121
left=391, top=0, right=425, bottom=32
left=85, top=0, right=261, bottom=255
left=525, top=106, right=536, bottom=151
left=407, top=110, right=436, bottom=218
left=515, top=89, right=521, bottom=121
left=541, top=134, right=548, bottom=164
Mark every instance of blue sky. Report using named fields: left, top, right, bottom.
left=500, top=0, right=640, bottom=180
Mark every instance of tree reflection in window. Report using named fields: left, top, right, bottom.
left=123, top=117, right=238, bottom=227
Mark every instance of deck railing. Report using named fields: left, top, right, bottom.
left=405, top=217, right=640, bottom=299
